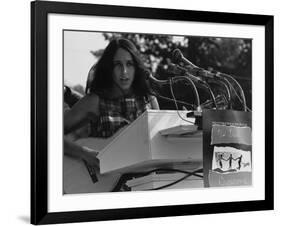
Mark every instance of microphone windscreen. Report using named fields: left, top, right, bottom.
left=144, top=70, right=151, bottom=80
left=172, top=49, right=183, bottom=64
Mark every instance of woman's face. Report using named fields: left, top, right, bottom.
left=112, top=48, right=135, bottom=93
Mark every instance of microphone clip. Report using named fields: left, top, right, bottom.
left=186, top=109, right=202, bottom=130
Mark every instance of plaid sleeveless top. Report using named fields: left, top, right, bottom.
left=90, top=95, right=151, bottom=138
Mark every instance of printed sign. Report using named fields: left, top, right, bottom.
left=203, top=110, right=252, bottom=187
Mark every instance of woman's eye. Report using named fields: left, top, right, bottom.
left=114, top=62, right=122, bottom=68
left=127, top=61, right=134, bottom=67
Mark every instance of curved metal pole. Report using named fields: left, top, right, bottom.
left=172, top=76, right=201, bottom=110
left=218, top=72, right=247, bottom=111
left=147, top=74, right=201, bottom=110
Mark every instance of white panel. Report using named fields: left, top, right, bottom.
left=98, top=111, right=150, bottom=174
left=148, top=111, right=202, bottom=162
left=98, top=110, right=202, bottom=174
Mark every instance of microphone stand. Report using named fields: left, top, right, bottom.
left=184, top=71, right=218, bottom=110
left=171, top=49, right=247, bottom=111
left=216, top=72, right=247, bottom=111
left=148, top=73, right=201, bottom=111
left=177, top=63, right=246, bottom=111
left=167, top=63, right=219, bottom=110
left=182, top=63, right=246, bottom=111
left=147, top=73, right=204, bottom=129
left=169, top=76, right=203, bottom=130
left=203, top=78, right=231, bottom=109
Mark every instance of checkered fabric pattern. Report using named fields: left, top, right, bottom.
left=90, top=96, right=151, bottom=138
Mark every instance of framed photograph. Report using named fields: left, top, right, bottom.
left=31, top=0, right=274, bottom=224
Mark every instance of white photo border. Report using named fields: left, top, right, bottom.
left=48, top=13, right=265, bottom=213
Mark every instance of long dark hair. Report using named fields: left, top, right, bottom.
left=86, top=38, right=151, bottom=98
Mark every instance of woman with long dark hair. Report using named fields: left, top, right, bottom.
left=64, top=38, right=159, bottom=168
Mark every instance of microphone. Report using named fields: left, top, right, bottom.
left=145, top=70, right=202, bottom=110
left=172, top=49, right=218, bottom=80
left=172, top=49, right=197, bottom=68
left=189, top=67, right=218, bottom=80
left=168, top=61, right=220, bottom=110
left=167, top=63, right=206, bottom=85
left=145, top=71, right=169, bottom=87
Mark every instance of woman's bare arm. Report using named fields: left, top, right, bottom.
left=64, top=94, right=99, bottom=135
left=64, top=94, right=100, bottom=167
left=149, top=95, right=160, bottom=110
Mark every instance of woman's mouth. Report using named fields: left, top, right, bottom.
left=120, top=77, right=129, bottom=83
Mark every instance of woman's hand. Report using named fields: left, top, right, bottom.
left=81, top=146, right=100, bottom=171
left=64, top=138, right=100, bottom=171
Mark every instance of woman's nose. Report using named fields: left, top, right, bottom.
left=123, top=65, right=128, bottom=73
left=121, top=65, right=128, bottom=74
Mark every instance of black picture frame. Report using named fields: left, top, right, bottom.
left=31, top=0, right=274, bottom=224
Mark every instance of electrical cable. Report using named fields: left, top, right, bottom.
left=147, top=73, right=200, bottom=109
left=175, top=77, right=200, bottom=109
left=153, top=91, right=196, bottom=109
left=169, top=79, right=196, bottom=124
left=181, top=71, right=218, bottom=110
left=111, top=167, right=203, bottom=192
left=218, top=72, right=247, bottom=111
left=168, top=63, right=217, bottom=109
left=223, top=78, right=252, bottom=112
left=201, top=82, right=218, bottom=109
left=146, top=168, right=203, bottom=191
left=207, top=79, right=231, bottom=107
left=201, top=94, right=228, bottom=109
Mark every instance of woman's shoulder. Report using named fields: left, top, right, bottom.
left=85, top=92, right=100, bottom=102
left=72, top=93, right=100, bottom=113
left=77, top=92, right=99, bottom=104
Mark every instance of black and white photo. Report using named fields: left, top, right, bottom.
left=31, top=1, right=273, bottom=224
left=63, top=30, right=253, bottom=194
